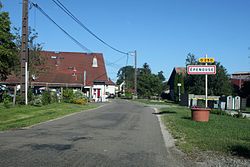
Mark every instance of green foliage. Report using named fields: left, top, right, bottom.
left=185, top=53, right=232, bottom=96
left=12, top=27, right=44, bottom=77
left=157, top=71, right=165, bottom=82
left=63, top=89, right=87, bottom=105
left=0, top=5, right=18, bottom=81
left=116, top=65, right=134, bottom=92
left=2, top=92, right=11, bottom=108
left=63, top=88, right=74, bottom=103
left=41, top=91, right=51, bottom=105
left=137, top=63, right=163, bottom=98
left=72, top=98, right=87, bottom=105
left=31, top=95, right=42, bottom=107
left=117, top=63, right=165, bottom=98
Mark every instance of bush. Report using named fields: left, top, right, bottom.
left=41, top=90, right=51, bottom=105
left=63, top=88, right=74, bottom=103
left=3, top=92, right=12, bottom=108
left=31, top=95, right=43, bottom=107
left=211, top=109, right=228, bottom=115
left=72, top=98, right=88, bottom=105
left=50, top=91, right=58, bottom=103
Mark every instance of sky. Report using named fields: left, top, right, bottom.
left=3, top=0, right=250, bottom=81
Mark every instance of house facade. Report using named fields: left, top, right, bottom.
left=231, top=72, right=250, bottom=89
left=1, top=51, right=115, bottom=102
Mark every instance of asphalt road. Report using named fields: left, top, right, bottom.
left=0, top=99, right=189, bottom=167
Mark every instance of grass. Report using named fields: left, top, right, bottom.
left=134, top=99, right=175, bottom=105
left=243, top=107, right=250, bottom=113
left=0, top=102, right=99, bottom=131
left=161, top=105, right=250, bottom=158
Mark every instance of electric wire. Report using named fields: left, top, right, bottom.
left=31, top=2, right=92, bottom=53
left=52, top=0, right=129, bottom=55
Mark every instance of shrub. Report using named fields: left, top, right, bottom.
left=63, top=88, right=74, bottom=103
left=41, top=90, right=51, bottom=105
left=31, top=95, right=43, bottom=107
left=3, top=92, right=12, bottom=108
left=211, top=109, right=228, bottom=115
left=72, top=98, right=88, bottom=105
left=50, top=91, right=58, bottom=103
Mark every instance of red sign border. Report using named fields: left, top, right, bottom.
left=187, top=65, right=216, bottom=75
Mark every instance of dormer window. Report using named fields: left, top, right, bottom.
left=92, top=56, right=98, bottom=67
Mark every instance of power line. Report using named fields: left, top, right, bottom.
left=31, top=2, right=91, bottom=53
left=52, top=0, right=129, bottom=55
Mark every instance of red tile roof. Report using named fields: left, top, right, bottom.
left=2, top=51, right=114, bottom=87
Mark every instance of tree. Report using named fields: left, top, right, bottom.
left=137, top=63, right=163, bottom=98
left=116, top=65, right=134, bottom=93
left=12, top=27, right=44, bottom=78
left=157, top=71, right=165, bottom=82
left=117, top=63, right=165, bottom=98
left=184, top=53, right=232, bottom=96
left=0, top=4, right=18, bottom=80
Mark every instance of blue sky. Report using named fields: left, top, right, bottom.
left=3, top=0, right=250, bottom=81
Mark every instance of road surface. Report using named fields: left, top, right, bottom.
left=0, top=99, right=191, bottom=167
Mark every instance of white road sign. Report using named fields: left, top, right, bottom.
left=187, top=65, right=216, bottom=75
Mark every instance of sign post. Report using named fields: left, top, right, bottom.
left=205, top=54, right=208, bottom=108
left=187, top=55, right=216, bottom=108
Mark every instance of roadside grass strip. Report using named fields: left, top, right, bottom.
left=161, top=106, right=250, bottom=158
left=0, top=103, right=98, bottom=131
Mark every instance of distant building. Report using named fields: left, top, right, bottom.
left=231, top=72, right=250, bottom=89
left=1, top=51, right=115, bottom=102
left=167, top=67, right=186, bottom=100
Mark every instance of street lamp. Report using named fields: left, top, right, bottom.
left=177, top=83, right=181, bottom=102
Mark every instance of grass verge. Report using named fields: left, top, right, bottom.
left=134, top=99, right=175, bottom=105
left=0, top=103, right=99, bottom=131
left=161, top=105, right=250, bottom=158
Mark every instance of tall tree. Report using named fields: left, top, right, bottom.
left=116, top=65, right=134, bottom=93
left=0, top=4, right=18, bottom=80
left=157, top=71, right=165, bottom=82
left=137, top=63, right=162, bottom=98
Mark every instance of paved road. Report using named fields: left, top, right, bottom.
left=0, top=99, right=188, bottom=167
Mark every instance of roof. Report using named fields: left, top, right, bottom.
left=174, top=67, right=186, bottom=75
left=167, top=67, right=186, bottom=86
left=2, top=51, right=114, bottom=87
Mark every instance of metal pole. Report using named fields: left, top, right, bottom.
left=205, top=54, right=208, bottom=108
left=21, top=0, right=29, bottom=104
left=178, top=85, right=181, bottom=102
left=134, top=50, right=137, bottom=98
left=25, top=62, right=28, bottom=105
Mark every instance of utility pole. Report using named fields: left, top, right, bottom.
left=21, top=0, right=29, bottom=104
left=134, top=50, right=137, bottom=98
left=128, top=50, right=137, bottom=99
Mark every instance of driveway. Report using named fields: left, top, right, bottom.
left=0, top=99, right=192, bottom=167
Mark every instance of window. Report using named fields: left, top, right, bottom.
left=92, top=57, right=98, bottom=67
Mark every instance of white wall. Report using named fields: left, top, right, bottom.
left=92, top=85, right=107, bottom=102
left=106, top=85, right=115, bottom=95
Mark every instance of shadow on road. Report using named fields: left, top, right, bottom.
left=153, top=110, right=177, bottom=115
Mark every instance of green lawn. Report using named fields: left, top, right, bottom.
left=161, top=105, right=250, bottom=158
left=0, top=103, right=99, bottom=131
left=134, top=99, right=175, bottom=105
left=243, top=107, right=250, bottom=113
